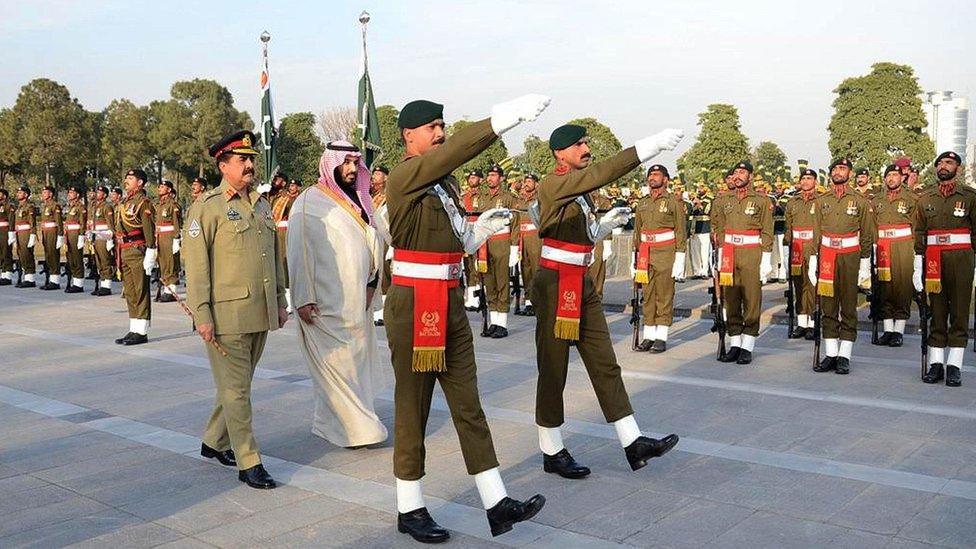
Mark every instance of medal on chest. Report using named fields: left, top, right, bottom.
left=846, top=201, right=857, bottom=216
left=126, top=204, right=135, bottom=216
left=744, top=202, right=756, bottom=216
left=472, top=196, right=480, bottom=209
left=44, top=208, right=51, bottom=216
left=809, top=203, right=816, bottom=215
left=896, top=202, right=907, bottom=215
left=658, top=201, right=668, bottom=213
left=954, top=201, right=966, bottom=217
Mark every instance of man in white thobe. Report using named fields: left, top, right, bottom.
left=288, top=141, right=388, bottom=448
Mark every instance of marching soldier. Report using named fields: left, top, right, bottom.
left=155, top=180, right=182, bottom=302
left=513, top=174, right=541, bottom=316
left=871, top=164, right=919, bottom=347
left=271, top=176, right=299, bottom=312
left=385, top=98, right=548, bottom=542
left=916, top=151, right=974, bottom=387
left=184, top=130, right=288, bottom=489
left=89, top=185, right=115, bottom=296
left=37, top=185, right=64, bottom=290
left=461, top=169, right=487, bottom=310
left=784, top=169, right=819, bottom=339
left=114, top=169, right=156, bottom=345
left=0, top=189, right=12, bottom=285
left=632, top=165, right=687, bottom=353
left=534, top=122, right=681, bottom=481
left=808, top=158, right=874, bottom=375
left=14, top=186, right=37, bottom=288
left=481, top=163, right=519, bottom=337
left=63, top=185, right=87, bottom=293
left=712, top=162, right=774, bottom=365
left=853, top=167, right=874, bottom=198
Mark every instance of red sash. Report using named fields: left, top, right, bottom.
left=635, top=229, right=676, bottom=284
left=719, top=230, right=760, bottom=286
left=539, top=238, right=592, bottom=341
left=789, top=227, right=813, bottom=276
left=391, top=249, right=463, bottom=372
left=925, top=228, right=971, bottom=294
left=876, top=224, right=912, bottom=282
left=817, top=232, right=859, bottom=297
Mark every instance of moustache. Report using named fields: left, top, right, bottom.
left=243, top=169, right=255, bottom=175
left=433, top=138, right=445, bottom=145
left=581, top=153, right=592, bottom=160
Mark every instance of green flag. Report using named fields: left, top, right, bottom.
left=358, top=22, right=381, bottom=168
left=261, top=41, right=278, bottom=185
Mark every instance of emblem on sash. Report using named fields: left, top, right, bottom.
left=563, top=290, right=578, bottom=311
left=419, top=311, right=441, bottom=337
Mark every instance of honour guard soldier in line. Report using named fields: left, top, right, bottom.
left=871, top=164, right=919, bottom=347
left=372, top=167, right=392, bottom=326
left=632, top=164, right=687, bottom=352
left=534, top=123, right=681, bottom=481
left=14, top=186, right=38, bottom=287
left=462, top=169, right=487, bottom=310
left=38, top=185, right=64, bottom=290
left=808, top=158, right=874, bottom=374
left=784, top=169, right=819, bottom=339
left=689, top=189, right=712, bottom=279
left=271, top=175, right=298, bottom=313
left=114, top=169, right=156, bottom=345
left=771, top=187, right=790, bottom=282
left=710, top=170, right=736, bottom=248
left=713, top=162, right=774, bottom=364
left=0, top=189, right=12, bottom=285
left=915, top=152, right=975, bottom=386
left=184, top=130, right=289, bottom=489
left=513, top=173, right=541, bottom=316
left=385, top=97, right=549, bottom=543
left=89, top=185, right=115, bottom=296
left=190, top=177, right=208, bottom=203
left=63, top=185, right=87, bottom=293
left=482, top=163, right=519, bottom=337
left=155, top=180, right=182, bottom=302
left=853, top=167, right=874, bottom=198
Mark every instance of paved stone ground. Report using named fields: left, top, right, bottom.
left=2, top=276, right=976, bottom=548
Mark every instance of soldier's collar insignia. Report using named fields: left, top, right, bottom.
left=188, top=219, right=201, bottom=238
left=227, top=207, right=241, bottom=221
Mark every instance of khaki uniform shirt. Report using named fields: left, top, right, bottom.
left=115, top=191, right=156, bottom=248
left=155, top=196, right=182, bottom=234
left=632, top=190, right=688, bottom=255
left=914, top=184, right=976, bottom=255
left=809, top=187, right=874, bottom=258
left=711, top=188, right=774, bottom=251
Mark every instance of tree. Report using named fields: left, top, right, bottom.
left=372, top=104, right=403, bottom=169
left=752, top=141, right=789, bottom=180
left=448, top=119, right=508, bottom=181
left=828, top=62, right=935, bottom=171
left=517, top=117, right=628, bottom=183
left=10, top=78, right=91, bottom=186
left=318, top=106, right=357, bottom=142
left=518, top=134, right=554, bottom=177
left=100, top=99, right=151, bottom=179
left=677, top=104, right=751, bottom=186
left=0, top=109, right=22, bottom=186
left=277, top=112, right=324, bottom=184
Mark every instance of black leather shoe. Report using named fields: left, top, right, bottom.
left=523, top=305, right=535, bottom=317
left=649, top=340, right=667, bottom=354
left=158, top=293, right=176, bottom=303
left=834, top=357, right=850, bottom=375
left=115, top=332, right=135, bottom=345
left=122, top=333, right=148, bottom=346
left=93, top=287, right=111, bottom=296
left=718, top=347, right=741, bottom=363
left=814, top=356, right=836, bottom=373
left=804, top=328, right=815, bottom=341
left=397, top=507, right=450, bottom=544
left=486, top=495, right=546, bottom=537
left=736, top=350, right=753, bottom=365
left=875, top=332, right=893, bottom=346
left=789, top=326, right=806, bottom=339
left=888, top=333, right=903, bottom=347
left=635, top=339, right=654, bottom=352
left=373, top=318, right=384, bottom=326
left=201, top=443, right=236, bottom=467
left=40, top=282, right=59, bottom=290
left=625, top=434, right=679, bottom=471
left=65, top=285, right=83, bottom=293
left=465, top=305, right=480, bottom=312
left=922, top=363, right=944, bottom=384
left=238, top=464, right=276, bottom=489
left=0, top=279, right=10, bottom=286
left=489, top=326, right=508, bottom=339
left=481, top=325, right=497, bottom=338
left=946, top=365, right=961, bottom=387
left=543, top=449, right=590, bottom=479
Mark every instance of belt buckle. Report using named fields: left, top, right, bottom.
left=732, top=235, right=743, bottom=245
left=448, top=263, right=461, bottom=279
left=830, top=238, right=842, bottom=248
left=937, top=234, right=950, bottom=245
left=583, top=252, right=593, bottom=264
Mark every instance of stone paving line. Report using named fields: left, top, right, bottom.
left=0, top=385, right=628, bottom=548
left=4, top=326, right=976, bottom=505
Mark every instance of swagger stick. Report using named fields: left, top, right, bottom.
left=170, top=287, right=228, bottom=357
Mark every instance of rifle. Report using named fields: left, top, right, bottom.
left=812, top=265, right=822, bottom=369
left=630, top=280, right=643, bottom=350
left=152, top=266, right=162, bottom=302
left=709, top=246, right=727, bottom=359
left=784, top=270, right=796, bottom=339
left=511, top=261, right=523, bottom=315
left=868, top=247, right=884, bottom=344
left=13, top=259, right=22, bottom=286
left=916, top=291, right=929, bottom=379
left=478, top=268, right=490, bottom=336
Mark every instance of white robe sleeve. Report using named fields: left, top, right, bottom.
left=286, top=194, right=317, bottom=311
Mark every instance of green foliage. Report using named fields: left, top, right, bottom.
left=752, top=141, right=789, bottom=180
left=0, top=108, right=23, bottom=184
left=518, top=134, right=555, bottom=177
left=828, top=62, right=935, bottom=171
left=276, top=112, right=324, bottom=184
left=373, top=104, right=404, bottom=169
left=100, top=99, right=151, bottom=179
left=448, top=119, right=508, bottom=182
left=677, top=104, right=751, bottom=185
left=10, top=78, right=92, bottom=185
left=516, top=117, right=632, bottom=185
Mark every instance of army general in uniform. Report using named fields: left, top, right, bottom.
left=184, top=130, right=288, bottom=489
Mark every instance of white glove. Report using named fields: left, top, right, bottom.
left=385, top=245, right=394, bottom=261
left=857, top=257, right=871, bottom=288
left=602, top=242, right=614, bottom=261
left=912, top=255, right=923, bottom=292
left=629, top=254, right=637, bottom=279
left=462, top=208, right=511, bottom=255
left=77, top=234, right=86, bottom=250
left=508, top=246, right=519, bottom=268
left=172, top=238, right=181, bottom=254
left=490, top=94, right=551, bottom=136
left=6, top=232, right=13, bottom=246
left=28, top=234, right=35, bottom=248
left=256, top=183, right=272, bottom=195
left=807, top=255, right=818, bottom=287
left=671, top=252, right=686, bottom=280
left=143, top=248, right=157, bottom=275
left=759, top=251, right=772, bottom=284
left=593, top=207, right=631, bottom=241
left=106, top=238, right=114, bottom=251
left=56, top=235, right=64, bottom=250
left=634, top=129, right=685, bottom=163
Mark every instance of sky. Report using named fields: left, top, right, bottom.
left=3, top=0, right=974, bottom=170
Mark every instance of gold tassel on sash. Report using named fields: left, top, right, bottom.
left=877, top=267, right=891, bottom=282
left=554, top=317, right=580, bottom=341
left=925, top=277, right=941, bottom=294
left=412, top=348, right=447, bottom=373
left=817, top=279, right=834, bottom=297
left=634, top=269, right=649, bottom=284
left=719, top=272, right=734, bottom=286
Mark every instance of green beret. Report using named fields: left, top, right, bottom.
left=549, top=124, right=587, bottom=151
left=883, top=164, right=900, bottom=176
left=935, top=151, right=962, bottom=165
left=733, top=161, right=753, bottom=173
left=398, top=100, right=444, bottom=129
left=829, top=158, right=853, bottom=170
left=855, top=168, right=869, bottom=176
left=800, top=168, right=817, bottom=178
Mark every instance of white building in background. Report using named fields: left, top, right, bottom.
left=922, top=91, right=969, bottom=159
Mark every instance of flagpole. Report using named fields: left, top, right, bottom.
left=359, top=11, right=370, bottom=156
left=260, top=30, right=277, bottom=189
